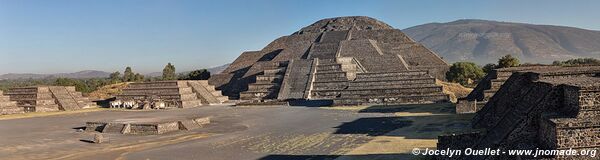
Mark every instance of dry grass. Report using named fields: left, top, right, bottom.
left=436, top=80, right=473, bottom=103
left=87, top=82, right=131, bottom=100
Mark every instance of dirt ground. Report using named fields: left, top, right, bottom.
left=0, top=103, right=473, bottom=160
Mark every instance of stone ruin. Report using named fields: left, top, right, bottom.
left=0, top=90, right=22, bottom=115
left=456, top=65, right=600, bottom=113
left=208, top=16, right=450, bottom=105
left=3, top=86, right=98, bottom=113
left=86, top=116, right=210, bottom=135
left=116, top=80, right=228, bottom=108
left=438, top=68, right=600, bottom=159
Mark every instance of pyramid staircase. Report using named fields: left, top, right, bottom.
left=239, top=61, right=288, bottom=101
left=185, top=80, right=229, bottom=105
left=4, top=86, right=97, bottom=112
left=309, top=58, right=351, bottom=99
left=0, top=90, right=23, bottom=115
left=308, top=58, right=449, bottom=105
left=117, top=80, right=227, bottom=108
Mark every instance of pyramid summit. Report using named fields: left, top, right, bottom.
left=293, top=16, right=394, bottom=34
left=209, top=16, right=450, bottom=105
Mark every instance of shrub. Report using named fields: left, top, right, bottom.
left=446, top=62, right=485, bottom=86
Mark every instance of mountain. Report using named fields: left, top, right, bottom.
left=145, top=63, right=231, bottom=77
left=403, top=19, right=600, bottom=64
left=0, top=70, right=111, bottom=80
left=206, top=63, right=230, bottom=74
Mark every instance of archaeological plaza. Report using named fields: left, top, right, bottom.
left=0, top=16, right=598, bottom=160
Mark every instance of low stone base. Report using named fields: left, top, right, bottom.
left=85, top=116, right=210, bottom=135
left=235, top=100, right=289, bottom=106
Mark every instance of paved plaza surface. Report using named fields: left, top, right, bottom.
left=0, top=104, right=471, bottom=160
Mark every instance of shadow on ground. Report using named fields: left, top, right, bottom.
left=358, top=103, right=455, bottom=114
left=94, top=97, right=116, bottom=108
left=258, top=153, right=415, bottom=160
left=333, top=117, right=413, bottom=136
left=331, top=103, right=473, bottom=139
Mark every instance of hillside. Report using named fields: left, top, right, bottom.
left=403, top=19, right=600, bottom=64
left=87, top=82, right=131, bottom=100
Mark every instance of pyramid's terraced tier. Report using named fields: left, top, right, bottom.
left=0, top=90, right=22, bottom=115
left=439, top=72, right=600, bottom=160
left=117, top=80, right=227, bottom=108
left=456, top=65, right=600, bottom=114
left=4, top=86, right=97, bottom=113
left=239, top=61, right=288, bottom=101
left=209, top=16, right=449, bottom=105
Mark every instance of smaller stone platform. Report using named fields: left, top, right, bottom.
left=85, top=116, right=210, bottom=135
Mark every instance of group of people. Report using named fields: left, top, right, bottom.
left=109, top=99, right=167, bottom=110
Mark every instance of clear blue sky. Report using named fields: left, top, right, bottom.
left=1, top=0, right=599, bottom=74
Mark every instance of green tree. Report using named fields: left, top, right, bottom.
left=553, top=58, right=600, bottom=66
left=54, top=78, right=91, bottom=93
left=133, top=73, right=145, bottom=82
left=482, top=63, right=498, bottom=73
left=446, top=62, right=485, bottom=86
left=123, top=67, right=135, bottom=82
left=162, top=63, right=176, bottom=80
left=181, top=69, right=211, bottom=80
left=109, top=71, right=121, bottom=83
left=498, top=54, right=520, bottom=68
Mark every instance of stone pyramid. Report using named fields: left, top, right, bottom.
left=456, top=65, right=600, bottom=113
left=116, top=80, right=228, bottom=108
left=0, top=90, right=23, bottom=115
left=439, top=68, right=600, bottom=159
left=4, top=86, right=98, bottom=112
left=209, top=16, right=450, bottom=105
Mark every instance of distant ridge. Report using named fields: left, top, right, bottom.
left=145, top=63, right=231, bottom=77
left=0, top=70, right=111, bottom=80
left=403, top=19, right=600, bottom=64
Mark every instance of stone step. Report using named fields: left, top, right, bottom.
left=263, top=68, right=286, bottom=75
left=0, top=101, right=17, bottom=107
left=313, top=77, right=349, bottom=83
left=490, top=80, right=506, bottom=89
left=317, top=64, right=343, bottom=71
left=315, top=72, right=347, bottom=79
left=248, top=83, right=280, bottom=90
left=333, top=94, right=449, bottom=105
left=30, top=104, right=61, bottom=112
left=350, top=77, right=435, bottom=85
left=355, top=71, right=429, bottom=78
left=319, top=86, right=443, bottom=96
left=180, top=100, right=203, bottom=108
left=13, top=99, right=57, bottom=106
left=3, top=91, right=50, bottom=96
left=353, top=75, right=432, bottom=82
left=0, top=96, right=10, bottom=101
left=240, top=91, right=277, bottom=100
left=317, top=58, right=337, bottom=64
left=117, top=93, right=199, bottom=101
left=122, top=88, right=193, bottom=95
left=256, top=75, right=283, bottom=82
left=0, top=107, right=24, bottom=115
left=347, top=83, right=439, bottom=90
left=312, top=82, right=349, bottom=90
left=124, top=86, right=187, bottom=89
left=7, top=87, right=41, bottom=93
left=127, top=81, right=184, bottom=88
left=484, top=90, right=498, bottom=99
